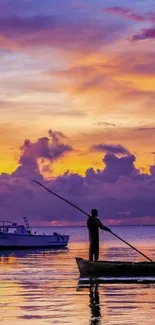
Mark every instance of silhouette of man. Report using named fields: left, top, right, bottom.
left=87, top=208, right=110, bottom=262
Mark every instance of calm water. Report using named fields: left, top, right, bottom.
left=0, top=226, right=155, bottom=324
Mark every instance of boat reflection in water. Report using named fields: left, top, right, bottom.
left=0, top=247, right=68, bottom=273
left=77, top=282, right=101, bottom=325
left=0, top=246, right=68, bottom=262
left=0, top=247, right=68, bottom=257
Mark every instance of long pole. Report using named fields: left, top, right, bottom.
left=33, top=180, right=153, bottom=263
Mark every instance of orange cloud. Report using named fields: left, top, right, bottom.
left=49, top=49, right=155, bottom=125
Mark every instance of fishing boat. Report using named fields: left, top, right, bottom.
left=75, top=257, right=155, bottom=278
left=0, top=218, right=69, bottom=249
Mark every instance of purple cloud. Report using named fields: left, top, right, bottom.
left=102, top=6, right=146, bottom=22
left=131, top=27, right=155, bottom=41
left=12, top=130, right=72, bottom=179
left=0, top=14, right=127, bottom=53
left=20, top=131, right=72, bottom=163
left=48, top=130, right=68, bottom=139
left=102, top=153, right=138, bottom=182
left=91, top=143, right=130, bottom=155
left=1, top=132, right=155, bottom=225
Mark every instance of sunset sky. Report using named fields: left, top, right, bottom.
left=1, top=0, right=155, bottom=225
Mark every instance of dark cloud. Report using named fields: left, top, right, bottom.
left=91, top=143, right=130, bottom=155
left=19, top=131, right=72, bottom=164
left=136, top=127, right=155, bottom=131
left=93, top=121, right=116, bottom=127
left=102, top=153, right=138, bottom=182
left=131, top=27, right=155, bottom=41
left=85, top=153, right=138, bottom=185
left=12, top=130, right=72, bottom=179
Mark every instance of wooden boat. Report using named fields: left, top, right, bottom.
left=75, top=257, right=155, bottom=278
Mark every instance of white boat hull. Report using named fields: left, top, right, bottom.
left=0, top=233, right=69, bottom=249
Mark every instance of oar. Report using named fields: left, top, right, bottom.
left=33, top=180, right=153, bottom=263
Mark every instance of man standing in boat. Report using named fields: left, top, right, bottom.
left=87, top=208, right=110, bottom=262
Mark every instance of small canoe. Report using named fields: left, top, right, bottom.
left=75, top=257, right=155, bottom=278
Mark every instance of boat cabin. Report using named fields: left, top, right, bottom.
left=0, top=221, right=31, bottom=235
left=14, top=225, right=31, bottom=235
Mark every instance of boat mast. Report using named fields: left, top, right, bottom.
left=23, top=217, right=31, bottom=232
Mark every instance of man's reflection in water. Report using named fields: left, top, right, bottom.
left=89, top=283, right=101, bottom=325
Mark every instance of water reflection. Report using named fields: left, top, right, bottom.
left=0, top=247, right=68, bottom=258
left=77, top=279, right=155, bottom=325
left=89, top=283, right=101, bottom=325
left=0, top=248, right=69, bottom=269
left=77, top=282, right=101, bottom=325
